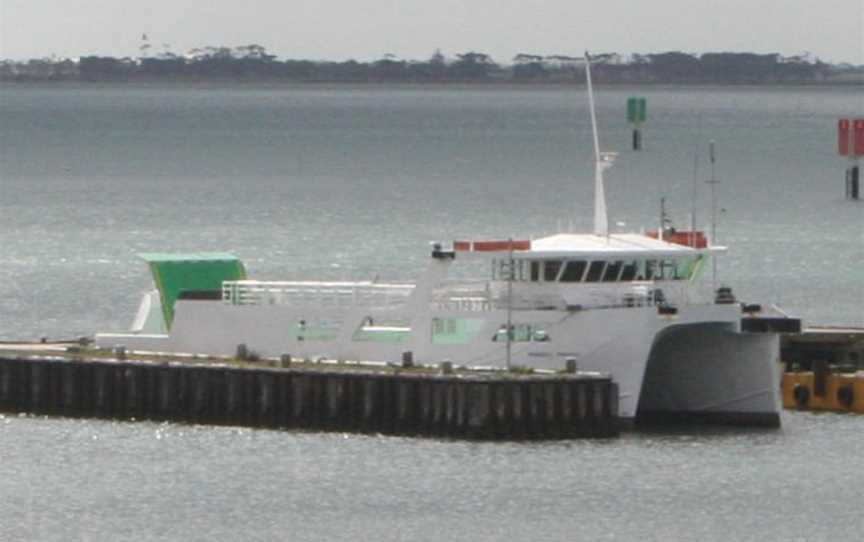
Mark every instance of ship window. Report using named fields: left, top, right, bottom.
left=658, top=259, right=673, bottom=280
left=431, top=317, right=484, bottom=345
left=493, top=259, right=525, bottom=281
left=516, top=260, right=528, bottom=281
left=677, top=255, right=703, bottom=280
left=620, top=260, right=638, bottom=281
left=602, top=261, right=623, bottom=282
left=660, top=260, right=684, bottom=280
left=643, top=260, right=658, bottom=280
left=658, top=259, right=684, bottom=280
left=560, top=260, right=587, bottom=282
left=492, top=324, right=551, bottom=343
left=530, top=261, right=540, bottom=282
left=544, top=260, right=563, bottom=282
left=295, top=317, right=342, bottom=342
left=585, top=261, right=606, bottom=282
left=352, top=317, right=411, bottom=343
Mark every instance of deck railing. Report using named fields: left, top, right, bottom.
left=431, top=281, right=494, bottom=311
left=221, top=279, right=684, bottom=313
left=222, top=280, right=415, bottom=308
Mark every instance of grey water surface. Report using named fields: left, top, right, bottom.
left=1, top=411, right=863, bottom=542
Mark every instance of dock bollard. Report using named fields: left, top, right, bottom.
left=401, top=351, right=414, bottom=368
left=565, top=358, right=578, bottom=374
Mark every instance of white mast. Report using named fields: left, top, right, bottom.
left=585, top=52, right=615, bottom=237
left=707, top=140, right=719, bottom=290
left=689, top=150, right=699, bottom=240
left=586, top=53, right=601, bottom=165
left=689, top=116, right=703, bottom=239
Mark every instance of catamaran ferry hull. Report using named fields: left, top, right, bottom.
left=637, top=322, right=782, bottom=426
left=97, top=293, right=784, bottom=426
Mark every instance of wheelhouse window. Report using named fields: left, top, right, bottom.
left=502, top=257, right=701, bottom=283
left=585, top=261, right=606, bottom=282
left=655, top=256, right=703, bottom=281
left=643, top=260, right=658, bottom=280
left=492, top=259, right=528, bottom=281
left=677, top=255, right=704, bottom=281
left=602, top=261, right=623, bottom=282
left=543, top=260, right=563, bottom=282
left=530, top=261, right=540, bottom=282
left=564, top=257, right=706, bottom=282
left=620, top=260, right=638, bottom=281
left=560, top=260, right=587, bottom=282
left=637, top=257, right=703, bottom=281
left=659, top=259, right=679, bottom=280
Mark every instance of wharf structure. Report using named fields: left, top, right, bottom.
left=781, top=327, right=864, bottom=413
left=0, top=346, right=619, bottom=440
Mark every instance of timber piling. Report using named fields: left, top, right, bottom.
left=0, top=354, right=619, bottom=440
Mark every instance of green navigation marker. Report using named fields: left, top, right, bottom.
left=627, top=97, right=647, bottom=124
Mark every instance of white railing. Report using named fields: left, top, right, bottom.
left=429, top=281, right=669, bottom=312
left=430, top=281, right=494, bottom=311
left=431, top=282, right=683, bottom=312
left=222, top=279, right=690, bottom=313
left=222, top=280, right=415, bottom=308
left=433, top=296, right=492, bottom=311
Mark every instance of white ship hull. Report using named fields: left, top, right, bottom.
left=97, top=287, right=783, bottom=425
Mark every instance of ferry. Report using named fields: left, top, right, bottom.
left=96, top=55, right=800, bottom=426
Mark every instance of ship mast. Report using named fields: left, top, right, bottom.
left=585, top=52, right=615, bottom=237
left=707, top=139, right=719, bottom=291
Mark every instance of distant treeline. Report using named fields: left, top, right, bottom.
left=3, top=46, right=862, bottom=84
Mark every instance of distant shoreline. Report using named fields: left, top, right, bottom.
left=3, top=49, right=862, bottom=86
left=2, top=78, right=861, bottom=88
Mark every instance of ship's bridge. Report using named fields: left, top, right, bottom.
left=450, top=232, right=723, bottom=285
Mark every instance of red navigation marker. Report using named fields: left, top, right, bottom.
left=855, top=119, right=864, bottom=156
left=838, top=118, right=851, bottom=156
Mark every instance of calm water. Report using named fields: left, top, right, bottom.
left=1, top=411, right=863, bottom=541
left=1, top=83, right=863, bottom=540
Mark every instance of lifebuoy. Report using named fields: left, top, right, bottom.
left=837, top=385, right=854, bottom=408
left=792, top=383, right=810, bottom=408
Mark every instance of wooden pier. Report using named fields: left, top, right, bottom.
left=0, top=352, right=619, bottom=440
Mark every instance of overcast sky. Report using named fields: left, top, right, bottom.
left=1, top=0, right=862, bottom=64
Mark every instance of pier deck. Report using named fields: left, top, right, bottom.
left=780, top=327, right=864, bottom=413
left=781, top=326, right=864, bottom=370
left=0, top=345, right=619, bottom=440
